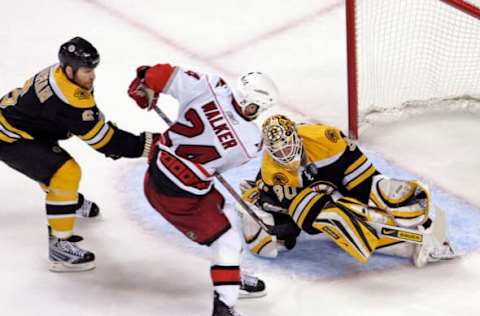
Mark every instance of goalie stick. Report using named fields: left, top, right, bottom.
left=148, top=95, right=277, bottom=235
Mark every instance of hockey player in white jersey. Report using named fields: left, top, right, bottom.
left=128, top=65, right=278, bottom=316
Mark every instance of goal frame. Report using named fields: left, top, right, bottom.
left=346, top=0, right=480, bottom=139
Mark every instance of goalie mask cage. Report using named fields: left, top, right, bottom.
left=346, top=0, right=480, bottom=139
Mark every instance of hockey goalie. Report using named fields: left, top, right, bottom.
left=237, top=114, right=457, bottom=267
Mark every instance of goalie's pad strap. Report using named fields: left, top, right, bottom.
left=313, top=205, right=380, bottom=263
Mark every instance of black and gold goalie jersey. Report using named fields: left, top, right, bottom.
left=258, top=123, right=379, bottom=212
left=0, top=64, right=145, bottom=158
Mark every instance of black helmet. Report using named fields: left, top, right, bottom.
left=58, top=37, right=100, bottom=70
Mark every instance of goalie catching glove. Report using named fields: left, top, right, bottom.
left=241, top=179, right=287, bottom=213
left=238, top=179, right=300, bottom=257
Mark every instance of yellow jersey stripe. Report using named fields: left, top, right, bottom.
left=91, top=127, right=114, bottom=149
left=0, top=112, right=33, bottom=139
left=297, top=194, right=321, bottom=227
left=0, top=131, right=17, bottom=143
left=288, top=188, right=313, bottom=218
left=79, top=119, right=106, bottom=141
left=346, top=165, right=376, bottom=190
left=345, top=155, right=367, bottom=175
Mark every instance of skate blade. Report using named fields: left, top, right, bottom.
left=239, top=290, right=267, bottom=299
left=49, top=260, right=96, bottom=272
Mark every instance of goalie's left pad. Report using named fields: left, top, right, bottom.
left=237, top=204, right=279, bottom=258
left=236, top=203, right=300, bottom=258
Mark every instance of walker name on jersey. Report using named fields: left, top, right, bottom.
left=202, top=102, right=238, bottom=150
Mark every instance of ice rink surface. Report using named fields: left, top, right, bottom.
left=1, top=0, right=480, bottom=315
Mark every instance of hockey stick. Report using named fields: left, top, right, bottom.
left=149, top=99, right=277, bottom=235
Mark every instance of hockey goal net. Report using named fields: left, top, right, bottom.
left=346, top=0, right=480, bottom=139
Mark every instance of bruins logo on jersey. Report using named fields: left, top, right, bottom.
left=325, top=128, right=339, bottom=143
left=74, top=88, right=90, bottom=100
left=273, top=172, right=289, bottom=185
left=82, top=110, right=95, bottom=121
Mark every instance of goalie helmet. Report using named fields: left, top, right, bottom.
left=232, top=72, right=279, bottom=120
left=262, top=114, right=303, bottom=170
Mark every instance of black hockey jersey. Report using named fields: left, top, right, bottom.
left=258, top=123, right=379, bottom=210
left=0, top=64, right=145, bottom=158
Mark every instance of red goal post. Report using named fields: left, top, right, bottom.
left=346, top=0, right=480, bottom=139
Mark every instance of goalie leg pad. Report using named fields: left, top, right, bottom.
left=313, top=205, right=380, bottom=263
left=375, top=239, right=416, bottom=258
left=413, top=207, right=457, bottom=267
left=236, top=203, right=280, bottom=258
left=369, top=175, right=430, bottom=228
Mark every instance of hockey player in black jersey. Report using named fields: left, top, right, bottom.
left=0, top=37, right=156, bottom=272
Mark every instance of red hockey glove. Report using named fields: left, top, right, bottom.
left=128, top=64, right=175, bottom=110
left=128, top=66, right=158, bottom=110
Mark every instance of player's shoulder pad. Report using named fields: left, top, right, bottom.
left=51, top=65, right=96, bottom=109
left=298, top=123, right=347, bottom=153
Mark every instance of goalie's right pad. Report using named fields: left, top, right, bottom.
left=286, top=187, right=380, bottom=263
left=313, top=203, right=380, bottom=263
left=412, top=207, right=457, bottom=267
left=237, top=205, right=280, bottom=258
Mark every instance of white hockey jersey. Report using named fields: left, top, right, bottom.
left=149, top=65, right=262, bottom=196
left=162, top=67, right=262, bottom=175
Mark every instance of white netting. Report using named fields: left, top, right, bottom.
left=354, top=0, right=480, bottom=128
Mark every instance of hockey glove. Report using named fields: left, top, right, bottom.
left=128, top=66, right=158, bottom=111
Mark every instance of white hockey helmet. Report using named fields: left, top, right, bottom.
left=262, top=114, right=303, bottom=170
left=232, top=72, right=279, bottom=120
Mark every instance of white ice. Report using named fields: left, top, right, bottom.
left=1, top=0, right=480, bottom=315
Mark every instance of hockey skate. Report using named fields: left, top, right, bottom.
left=212, top=292, right=242, bottom=316
left=413, top=207, right=457, bottom=268
left=49, top=236, right=95, bottom=272
left=239, top=273, right=266, bottom=299
left=76, top=195, right=100, bottom=218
